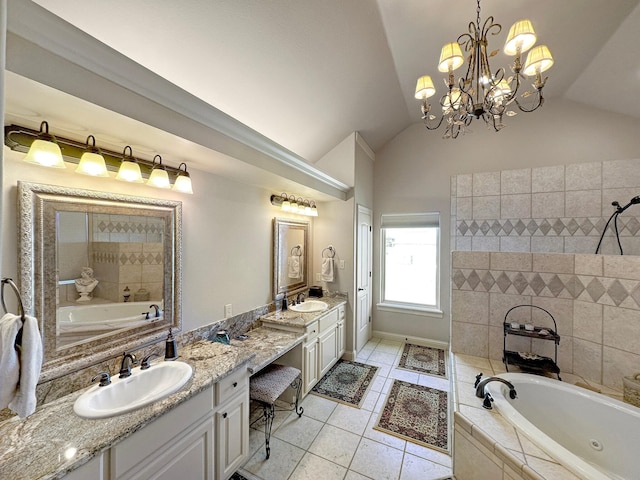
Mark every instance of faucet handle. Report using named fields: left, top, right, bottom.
left=474, top=373, right=483, bottom=388
left=141, top=353, right=159, bottom=370
left=91, top=372, right=112, bottom=387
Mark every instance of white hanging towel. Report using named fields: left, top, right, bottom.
left=322, top=257, right=334, bottom=282
left=6, top=315, right=43, bottom=418
left=288, top=256, right=301, bottom=279
left=0, top=314, right=21, bottom=411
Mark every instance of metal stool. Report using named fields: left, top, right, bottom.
left=249, top=364, right=303, bottom=459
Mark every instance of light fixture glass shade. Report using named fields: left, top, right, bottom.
left=414, top=75, right=436, bottom=99
left=437, top=42, right=464, bottom=73
left=503, top=19, right=537, bottom=55
left=290, top=198, right=299, bottom=212
left=523, top=45, right=554, bottom=76
left=24, top=138, right=66, bottom=168
left=147, top=168, right=171, bottom=188
left=76, top=151, right=109, bottom=176
left=281, top=198, right=291, bottom=211
left=173, top=174, right=193, bottom=194
left=442, top=88, right=462, bottom=111
left=116, top=160, right=143, bottom=183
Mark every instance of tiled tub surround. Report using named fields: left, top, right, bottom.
left=452, top=251, right=640, bottom=393
left=451, top=353, right=623, bottom=480
left=451, top=158, right=640, bottom=255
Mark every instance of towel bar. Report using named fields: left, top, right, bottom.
left=322, top=246, right=336, bottom=258
left=1, top=278, right=26, bottom=349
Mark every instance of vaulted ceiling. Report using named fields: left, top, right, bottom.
left=18, top=0, right=640, bottom=165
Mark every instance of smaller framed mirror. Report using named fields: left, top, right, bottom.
left=273, top=218, right=309, bottom=297
left=18, top=182, right=182, bottom=381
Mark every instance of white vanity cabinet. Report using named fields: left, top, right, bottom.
left=337, top=305, right=346, bottom=358
left=64, top=367, right=250, bottom=480
left=303, top=323, right=320, bottom=394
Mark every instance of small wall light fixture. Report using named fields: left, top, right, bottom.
left=23, top=121, right=65, bottom=168
left=75, top=135, right=109, bottom=177
left=270, top=193, right=318, bottom=217
left=172, top=163, right=193, bottom=194
left=115, top=145, right=144, bottom=183
left=147, top=154, right=171, bottom=189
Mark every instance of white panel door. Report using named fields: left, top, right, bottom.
left=356, top=205, right=372, bottom=353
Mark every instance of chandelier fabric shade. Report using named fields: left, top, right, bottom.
left=415, top=0, right=554, bottom=139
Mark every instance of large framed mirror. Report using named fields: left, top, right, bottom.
left=18, top=182, right=182, bottom=381
left=273, top=218, right=309, bottom=298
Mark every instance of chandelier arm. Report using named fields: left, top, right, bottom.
left=512, top=90, right=545, bottom=113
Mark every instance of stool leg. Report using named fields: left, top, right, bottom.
left=290, top=375, right=304, bottom=417
left=262, top=403, right=275, bottom=459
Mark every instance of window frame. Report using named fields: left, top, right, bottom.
left=377, top=213, right=442, bottom=318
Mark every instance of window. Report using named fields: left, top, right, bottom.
left=379, top=213, right=440, bottom=315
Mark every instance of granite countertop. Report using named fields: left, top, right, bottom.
left=260, top=296, right=346, bottom=329
left=0, top=340, right=256, bottom=480
left=232, top=326, right=306, bottom=374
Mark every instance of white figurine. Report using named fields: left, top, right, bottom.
left=75, top=266, right=98, bottom=302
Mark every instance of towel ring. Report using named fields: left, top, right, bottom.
left=322, top=246, right=336, bottom=258
left=1, top=278, right=25, bottom=322
left=291, top=245, right=302, bottom=256
left=1, top=278, right=25, bottom=350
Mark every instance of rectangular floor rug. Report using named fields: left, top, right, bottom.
left=374, top=379, right=449, bottom=452
left=397, top=343, right=447, bottom=378
left=311, top=359, right=378, bottom=408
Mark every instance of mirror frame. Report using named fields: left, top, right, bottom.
left=273, top=217, right=310, bottom=298
left=18, top=181, right=182, bottom=382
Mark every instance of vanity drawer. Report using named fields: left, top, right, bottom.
left=338, top=305, right=345, bottom=320
left=215, top=367, right=248, bottom=406
left=319, top=309, right=339, bottom=333
left=305, top=321, right=319, bottom=342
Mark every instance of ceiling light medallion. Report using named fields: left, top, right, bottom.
left=414, top=0, right=554, bottom=139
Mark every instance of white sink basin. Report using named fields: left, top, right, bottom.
left=289, top=300, right=329, bottom=313
left=74, top=361, right=193, bottom=419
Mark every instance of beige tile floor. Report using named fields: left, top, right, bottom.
left=239, top=338, right=453, bottom=480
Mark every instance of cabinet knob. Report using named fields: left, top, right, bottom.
left=232, top=381, right=237, bottom=388
left=222, top=412, right=227, bottom=419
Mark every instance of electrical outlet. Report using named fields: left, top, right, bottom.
left=339, top=260, right=345, bottom=269
left=315, top=273, right=322, bottom=281
left=224, top=304, right=232, bottom=318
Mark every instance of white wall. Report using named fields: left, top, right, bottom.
left=373, top=98, right=640, bottom=342
left=1, top=147, right=317, bottom=333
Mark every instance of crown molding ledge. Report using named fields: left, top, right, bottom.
left=5, top=0, right=349, bottom=200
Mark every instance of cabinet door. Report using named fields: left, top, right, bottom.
left=216, top=390, right=249, bottom=480
left=337, top=320, right=345, bottom=358
left=303, top=339, right=319, bottom=394
left=319, top=327, right=337, bottom=378
left=63, top=453, right=106, bottom=480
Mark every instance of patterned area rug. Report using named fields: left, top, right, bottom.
left=397, top=343, right=447, bottom=378
left=311, top=359, right=378, bottom=408
left=374, top=380, right=449, bottom=452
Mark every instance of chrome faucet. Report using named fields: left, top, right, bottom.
left=119, top=352, right=137, bottom=378
left=149, top=304, right=161, bottom=318
left=474, top=373, right=517, bottom=409
left=296, top=292, right=305, bottom=304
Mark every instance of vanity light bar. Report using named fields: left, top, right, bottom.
left=270, top=193, right=318, bottom=217
left=4, top=124, right=194, bottom=194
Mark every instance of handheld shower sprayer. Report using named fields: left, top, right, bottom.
left=595, top=195, right=640, bottom=255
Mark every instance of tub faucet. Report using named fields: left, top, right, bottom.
left=297, top=292, right=305, bottom=304
left=149, top=304, right=161, bottom=318
left=119, top=352, right=137, bottom=378
left=474, top=373, right=517, bottom=409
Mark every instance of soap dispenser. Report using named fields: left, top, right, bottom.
left=164, top=328, right=178, bottom=360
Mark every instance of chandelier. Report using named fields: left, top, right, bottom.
left=414, top=0, right=554, bottom=139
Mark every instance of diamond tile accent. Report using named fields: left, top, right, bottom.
left=594, top=218, right=607, bottom=234
left=481, top=271, right=496, bottom=291
left=490, top=221, right=502, bottom=235
left=564, top=276, right=585, bottom=299
left=579, top=218, right=595, bottom=235
left=526, top=220, right=538, bottom=235
left=629, top=283, right=640, bottom=308
left=552, top=219, right=565, bottom=235
left=480, top=221, right=491, bottom=235
left=586, top=278, right=606, bottom=302
left=512, top=273, right=529, bottom=294
left=566, top=219, right=580, bottom=235
left=469, top=221, right=479, bottom=235
left=502, top=220, right=514, bottom=235
left=538, top=219, right=551, bottom=236
left=607, top=279, right=629, bottom=306
left=467, top=270, right=481, bottom=290
left=496, top=272, right=512, bottom=293
left=458, top=221, right=469, bottom=235
left=529, top=273, right=546, bottom=295
left=514, top=220, right=526, bottom=235
left=626, top=217, right=640, bottom=236
left=452, top=270, right=467, bottom=289
left=547, top=275, right=566, bottom=297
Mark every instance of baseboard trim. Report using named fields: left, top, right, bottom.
left=371, top=330, right=449, bottom=351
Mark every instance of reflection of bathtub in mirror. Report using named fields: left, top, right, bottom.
left=57, top=300, right=164, bottom=349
